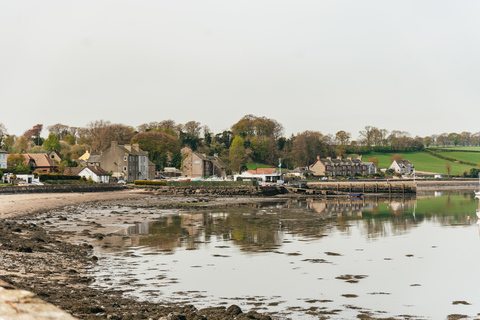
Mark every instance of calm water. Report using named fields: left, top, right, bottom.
left=85, top=192, right=480, bottom=319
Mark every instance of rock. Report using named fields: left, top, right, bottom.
left=167, top=312, right=187, bottom=320
left=226, top=304, right=243, bottom=315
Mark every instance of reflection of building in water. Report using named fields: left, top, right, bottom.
left=305, top=198, right=417, bottom=218
left=307, top=199, right=375, bottom=217
left=387, top=202, right=416, bottom=216
left=125, top=221, right=150, bottom=235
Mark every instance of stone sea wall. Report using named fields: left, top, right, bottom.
left=0, top=184, right=124, bottom=195
left=139, top=185, right=288, bottom=196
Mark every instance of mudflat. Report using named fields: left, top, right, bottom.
left=0, top=190, right=276, bottom=320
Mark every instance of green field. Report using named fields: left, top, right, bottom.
left=435, top=151, right=480, bottom=164
left=246, top=163, right=274, bottom=170
left=359, top=151, right=475, bottom=175
left=432, top=146, right=480, bottom=151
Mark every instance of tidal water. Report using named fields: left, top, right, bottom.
left=87, top=192, right=480, bottom=319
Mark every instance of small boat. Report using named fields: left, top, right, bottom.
left=348, top=193, right=363, bottom=198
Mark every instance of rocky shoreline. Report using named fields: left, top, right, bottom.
left=0, top=192, right=285, bottom=320
left=1, top=185, right=474, bottom=320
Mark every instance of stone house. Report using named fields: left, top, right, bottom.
left=100, top=141, right=150, bottom=183
left=148, top=160, right=156, bottom=180
left=0, top=149, right=7, bottom=169
left=389, top=160, right=415, bottom=175
left=182, top=152, right=226, bottom=178
left=309, top=156, right=367, bottom=177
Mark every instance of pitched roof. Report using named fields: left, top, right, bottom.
left=0, top=149, right=7, bottom=153
left=23, top=154, right=57, bottom=168
left=82, top=166, right=109, bottom=176
left=64, top=167, right=83, bottom=175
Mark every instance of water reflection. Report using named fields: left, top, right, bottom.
left=98, top=192, right=479, bottom=253
left=90, top=192, right=480, bottom=319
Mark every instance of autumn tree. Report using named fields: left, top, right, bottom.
left=131, top=131, right=181, bottom=170
left=335, top=130, right=351, bottom=145
left=23, top=124, right=43, bottom=146
left=231, top=115, right=284, bottom=140
left=367, top=157, right=379, bottom=169
left=84, top=120, right=135, bottom=152
left=291, top=131, right=328, bottom=167
left=390, top=154, right=403, bottom=163
left=6, top=154, right=31, bottom=173
left=14, top=136, right=35, bottom=153
left=445, top=162, right=452, bottom=177
left=47, top=123, right=70, bottom=140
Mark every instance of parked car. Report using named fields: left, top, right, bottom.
left=117, top=180, right=127, bottom=185
left=31, top=181, right=44, bottom=186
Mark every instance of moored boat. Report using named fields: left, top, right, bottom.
left=348, top=193, right=363, bottom=198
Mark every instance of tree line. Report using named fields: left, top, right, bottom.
left=0, top=117, right=478, bottom=174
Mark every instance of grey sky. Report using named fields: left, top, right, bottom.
left=1, top=1, right=479, bottom=139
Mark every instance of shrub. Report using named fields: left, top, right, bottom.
left=134, top=180, right=167, bottom=186
left=38, top=173, right=81, bottom=182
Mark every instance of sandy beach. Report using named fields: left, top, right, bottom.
left=0, top=189, right=153, bottom=220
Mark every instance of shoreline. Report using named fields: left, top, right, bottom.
left=0, top=186, right=475, bottom=319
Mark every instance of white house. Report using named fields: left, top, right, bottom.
left=233, top=168, right=282, bottom=184
left=2, top=173, right=42, bottom=185
left=78, top=166, right=110, bottom=183
left=0, top=149, right=7, bottom=169
left=389, top=160, right=415, bottom=175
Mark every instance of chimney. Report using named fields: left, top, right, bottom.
left=124, top=144, right=131, bottom=151
left=214, top=153, right=219, bottom=158
left=133, top=143, right=140, bottom=152
left=347, top=157, right=352, bottom=161
left=317, top=156, right=320, bottom=160
left=337, top=156, right=342, bottom=160
left=111, top=141, right=118, bottom=148
left=357, top=155, right=363, bottom=161
left=326, top=157, right=331, bottom=160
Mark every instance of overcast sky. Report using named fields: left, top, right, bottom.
left=1, top=1, right=480, bottom=139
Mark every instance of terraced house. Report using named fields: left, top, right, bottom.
left=100, top=141, right=149, bottom=183
left=309, top=156, right=367, bottom=177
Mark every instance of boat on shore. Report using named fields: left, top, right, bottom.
left=348, top=193, right=363, bottom=198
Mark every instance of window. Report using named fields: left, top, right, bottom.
left=124, top=156, right=127, bottom=161
left=123, top=166, right=127, bottom=172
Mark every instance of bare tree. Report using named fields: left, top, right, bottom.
left=47, top=123, right=70, bottom=140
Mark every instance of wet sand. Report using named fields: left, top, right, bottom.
left=0, top=191, right=278, bottom=320
left=0, top=189, right=153, bottom=219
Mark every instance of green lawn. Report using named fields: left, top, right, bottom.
left=246, top=163, right=274, bottom=170
left=360, top=151, right=475, bottom=175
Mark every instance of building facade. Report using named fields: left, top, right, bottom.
left=100, top=141, right=149, bottom=183
left=309, top=156, right=367, bottom=177
left=182, top=152, right=226, bottom=178
left=389, top=160, right=415, bottom=175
